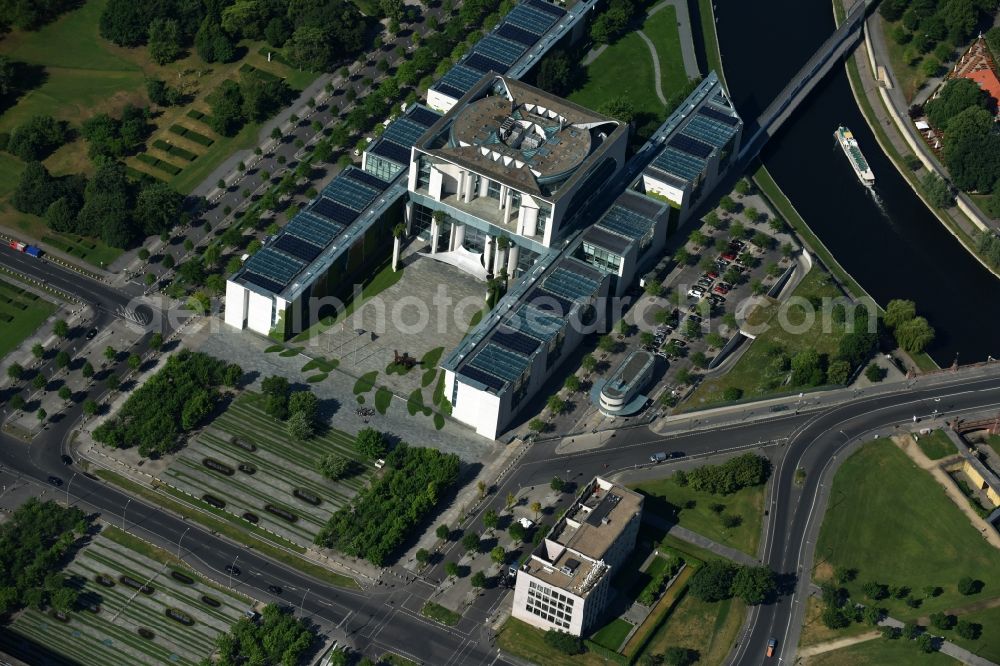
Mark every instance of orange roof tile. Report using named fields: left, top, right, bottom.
left=960, top=69, right=1000, bottom=108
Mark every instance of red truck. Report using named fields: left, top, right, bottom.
left=8, top=240, right=42, bottom=257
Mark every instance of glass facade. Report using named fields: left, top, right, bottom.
left=526, top=581, right=574, bottom=629
left=487, top=180, right=502, bottom=200
left=537, top=204, right=550, bottom=237
left=416, top=156, right=432, bottom=190
left=581, top=242, right=622, bottom=275
left=365, top=154, right=403, bottom=182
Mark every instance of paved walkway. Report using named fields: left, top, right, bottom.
left=647, top=0, right=700, bottom=81
left=797, top=631, right=880, bottom=658
left=641, top=512, right=759, bottom=567
left=637, top=31, right=669, bottom=105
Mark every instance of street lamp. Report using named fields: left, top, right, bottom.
left=177, top=526, right=191, bottom=559
left=123, top=498, right=132, bottom=532
left=300, top=587, right=310, bottom=615
left=228, top=555, right=240, bottom=589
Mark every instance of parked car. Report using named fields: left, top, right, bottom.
left=696, top=277, right=713, bottom=288
left=48, top=476, right=63, bottom=486
left=687, top=286, right=706, bottom=298
left=766, top=638, right=777, bottom=658
left=714, top=283, right=731, bottom=295
left=721, top=251, right=737, bottom=261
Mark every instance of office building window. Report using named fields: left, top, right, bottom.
left=365, top=154, right=402, bottom=181
left=416, top=156, right=432, bottom=189
left=537, top=205, right=550, bottom=236
left=487, top=180, right=501, bottom=200
left=581, top=242, right=622, bottom=275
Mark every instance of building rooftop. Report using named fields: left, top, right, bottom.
left=601, top=350, right=655, bottom=401
left=960, top=68, right=1000, bottom=110
left=421, top=75, right=621, bottom=197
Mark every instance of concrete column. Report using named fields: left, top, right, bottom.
left=430, top=218, right=439, bottom=255
left=392, top=236, right=401, bottom=272
left=448, top=223, right=456, bottom=251
left=503, top=189, right=513, bottom=225
left=522, top=207, right=538, bottom=237
left=483, top=237, right=493, bottom=274
left=493, top=245, right=505, bottom=275
left=464, top=173, right=475, bottom=204
left=452, top=224, right=466, bottom=251
left=506, top=244, right=520, bottom=279
left=404, top=201, right=414, bottom=234
left=499, top=185, right=508, bottom=211
left=479, top=176, right=490, bottom=198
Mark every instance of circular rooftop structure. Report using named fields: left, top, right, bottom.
left=449, top=95, right=594, bottom=184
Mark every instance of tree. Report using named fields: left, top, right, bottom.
left=543, top=630, right=582, bottom=655
left=32, top=372, right=47, bottom=390
left=135, top=183, right=183, bottom=236
left=287, top=26, right=339, bottom=71
left=483, top=509, right=499, bottom=530
left=547, top=395, right=566, bottom=415
left=827, top=359, right=852, bottom=384
left=915, top=633, right=936, bottom=653
left=528, top=418, right=547, bottom=433
left=536, top=50, right=576, bottom=96
left=930, top=612, right=956, bottom=630
left=581, top=354, right=597, bottom=373
left=55, top=350, right=70, bottom=369
left=57, top=385, right=72, bottom=401
left=261, top=375, right=290, bottom=420
left=436, top=524, right=450, bottom=540
left=530, top=501, right=542, bottom=520
left=958, top=576, right=979, bottom=595
left=922, top=172, right=954, bottom=208
left=902, top=622, right=920, bottom=640
left=550, top=476, right=565, bottom=493
left=822, top=605, right=851, bottom=629
left=36, top=408, right=47, bottom=422
left=127, top=353, right=141, bottom=371
left=863, top=606, right=885, bottom=626
left=53, top=319, right=69, bottom=338
left=286, top=411, right=314, bottom=440
left=598, top=96, right=636, bottom=124
left=864, top=363, right=886, bottom=382
left=207, top=79, right=245, bottom=137
left=148, top=18, right=183, bottom=64
left=470, top=571, right=487, bottom=589
left=445, top=561, right=460, bottom=578
left=862, top=581, right=889, bottom=600
left=730, top=565, right=775, bottom=604
left=490, top=546, right=507, bottom=565
left=7, top=115, right=68, bottom=161
left=956, top=619, right=982, bottom=640
left=415, top=548, right=430, bottom=565
left=149, top=332, right=163, bottom=351
left=895, top=316, right=935, bottom=353
left=461, top=531, right=480, bottom=553
left=6, top=363, right=24, bottom=381
left=791, top=348, right=825, bottom=386
left=689, top=560, right=736, bottom=602
left=563, top=375, right=581, bottom=393
left=943, top=106, right=1000, bottom=192
left=508, top=522, right=526, bottom=543
left=925, top=78, right=988, bottom=131
left=288, top=390, right=319, bottom=424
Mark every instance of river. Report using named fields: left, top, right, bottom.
left=712, top=0, right=1000, bottom=365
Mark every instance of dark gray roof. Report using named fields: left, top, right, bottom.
left=583, top=225, right=631, bottom=256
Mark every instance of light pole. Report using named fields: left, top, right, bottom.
left=177, top=526, right=191, bottom=559
left=65, top=472, right=77, bottom=506
left=228, top=555, right=240, bottom=589
left=300, top=587, right=310, bottom=615
left=123, top=498, right=132, bottom=532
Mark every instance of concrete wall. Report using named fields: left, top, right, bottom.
left=511, top=572, right=588, bottom=636
left=246, top=290, right=275, bottom=335
left=224, top=281, right=248, bottom=329
left=446, top=369, right=503, bottom=439
left=962, top=459, right=1000, bottom=507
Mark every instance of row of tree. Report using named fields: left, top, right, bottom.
left=316, top=442, right=460, bottom=565
left=0, top=499, right=90, bottom=616
left=675, top=453, right=770, bottom=495
left=688, top=560, right=777, bottom=605
left=923, top=78, right=1000, bottom=195
left=12, top=159, right=185, bottom=248
left=98, top=0, right=368, bottom=71
left=207, top=72, right=293, bottom=137
left=880, top=0, right=994, bottom=57
left=212, top=603, right=314, bottom=666
left=93, top=350, right=242, bottom=457
left=0, top=0, right=78, bottom=31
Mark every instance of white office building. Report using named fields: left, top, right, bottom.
left=511, top=477, right=643, bottom=636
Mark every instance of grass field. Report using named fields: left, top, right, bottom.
left=163, top=391, right=372, bottom=548
left=637, top=593, right=745, bottom=665
left=916, top=429, right=958, bottom=460
left=292, top=260, right=404, bottom=342
left=0, top=0, right=318, bottom=266
left=0, top=526, right=248, bottom=666
left=945, top=604, right=1000, bottom=663
left=814, top=439, right=1000, bottom=619
left=686, top=267, right=856, bottom=408
left=630, top=474, right=765, bottom=556
left=420, top=602, right=461, bottom=627
left=806, top=635, right=959, bottom=665
left=568, top=7, right=686, bottom=136
left=0, top=277, right=57, bottom=359
left=798, top=596, right=876, bottom=647
left=497, top=618, right=610, bottom=666
left=589, top=617, right=633, bottom=651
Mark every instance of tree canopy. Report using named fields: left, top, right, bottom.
left=686, top=453, right=770, bottom=495
left=212, top=604, right=314, bottom=666
left=925, top=78, right=989, bottom=131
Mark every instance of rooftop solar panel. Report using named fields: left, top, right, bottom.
left=468, top=343, right=530, bottom=382
left=408, top=106, right=442, bottom=127
left=503, top=4, right=553, bottom=35
left=525, top=287, right=574, bottom=316
left=383, top=117, right=428, bottom=148
left=475, top=34, right=527, bottom=67
left=698, top=105, right=740, bottom=126
left=669, top=133, right=713, bottom=159
left=343, top=168, right=389, bottom=191
left=496, top=22, right=538, bottom=46
left=543, top=267, right=600, bottom=302
left=286, top=211, right=344, bottom=245
left=527, top=0, right=566, bottom=18
left=465, top=52, right=508, bottom=74
left=507, top=304, right=562, bottom=340
left=242, top=271, right=286, bottom=295
left=274, top=234, right=323, bottom=262
left=322, top=176, right=380, bottom=212
left=597, top=204, right=655, bottom=241
left=440, top=65, right=486, bottom=95
left=369, top=139, right=411, bottom=165
left=310, top=197, right=358, bottom=226
left=684, top=114, right=738, bottom=148
left=458, top=365, right=506, bottom=391
left=431, top=81, right=467, bottom=100
left=244, top=247, right=305, bottom=287
left=583, top=225, right=631, bottom=256
left=492, top=327, right=542, bottom=355
left=652, top=146, right=706, bottom=183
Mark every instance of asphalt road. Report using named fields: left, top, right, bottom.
left=1, top=245, right=136, bottom=312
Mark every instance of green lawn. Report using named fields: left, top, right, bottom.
left=497, top=618, right=610, bottom=666
left=916, top=430, right=958, bottom=460
left=637, top=593, right=745, bottom=665
left=696, top=0, right=724, bottom=83
left=686, top=266, right=855, bottom=409
left=589, top=617, right=633, bottom=651
left=807, top=636, right=959, bottom=665
left=568, top=6, right=686, bottom=136
left=945, top=604, right=1000, bottom=663
left=0, top=277, right=57, bottom=360
left=630, top=474, right=765, bottom=556
left=420, top=602, right=461, bottom=627
left=815, top=440, right=1000, bottom=619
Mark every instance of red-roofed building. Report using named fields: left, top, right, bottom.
left=960, top=68, right=1000, bottom=116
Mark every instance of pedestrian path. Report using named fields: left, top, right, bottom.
left=637, top=31, right=668, bottom=106
left=647, top=0, right=700, bottom=80
left=642, top=512, right=759, bottom=567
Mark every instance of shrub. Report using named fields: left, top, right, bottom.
left=544, top=629, right=582, bottom=655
